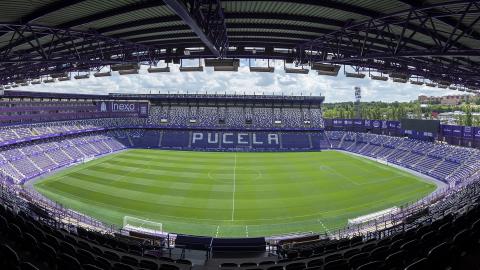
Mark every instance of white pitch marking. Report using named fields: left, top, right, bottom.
left=215, top=225, right=220, bottom=237
left=318, top=218, right=331, bottom=236
left=246, top=225, right=249, bottom=237
left=231, top=152, right=237, bottom=221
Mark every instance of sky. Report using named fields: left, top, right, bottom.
left=23, top=59, right=460, bottom=103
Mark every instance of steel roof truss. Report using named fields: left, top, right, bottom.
left=298, top=1, right=480, bottom=87
left=164, top=0, right=229, bottom=58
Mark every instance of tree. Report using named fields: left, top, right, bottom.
left=322, top=100, right=479, bottom=124
left=473, top=115, right=480, bottom=126
left=465, top=104, right=473, bottom=126
left=414, top=106, right=422, bottom=119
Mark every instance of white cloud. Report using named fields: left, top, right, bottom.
left=23, top=62, right=461, bottom=103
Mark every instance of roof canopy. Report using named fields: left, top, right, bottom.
left=0, top=0, right=478, bottom=90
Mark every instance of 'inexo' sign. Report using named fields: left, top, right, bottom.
left=112, top=102, right=136, bottom=112
left=98, top=101, right=149, bottom=117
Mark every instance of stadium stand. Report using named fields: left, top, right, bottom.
left=1, top=168, right=480, bottom=269
left=0, top=92, right=479, bottom=270
left=1, top=126, right=478, bottom=187
left=0, top=0, right=480, bottom=267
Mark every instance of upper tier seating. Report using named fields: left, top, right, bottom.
left=0, top=106, right=324, bottom=145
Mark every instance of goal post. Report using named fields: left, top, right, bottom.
left=123, top=216, right=163, bottom=235
left=377, top=158, right=389, bottom=166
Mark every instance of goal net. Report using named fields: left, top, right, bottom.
left=123, top=216, right=163, bottom=235
left=348, top=206, right=400, bottom=226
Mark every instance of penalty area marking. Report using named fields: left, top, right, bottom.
left=318, top=218, right=331, bottom=236
left=231, top=152, right=237, bottom=221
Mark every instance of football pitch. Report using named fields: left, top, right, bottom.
left=33, top=149, right=436, bottom=237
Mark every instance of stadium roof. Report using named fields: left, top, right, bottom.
left=0, top=0, right=479, bottom=90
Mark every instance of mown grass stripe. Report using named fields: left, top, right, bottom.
left=33, top=149, right=437, bottom=237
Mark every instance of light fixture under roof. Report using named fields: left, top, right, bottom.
left=371, top=75, right=388, bottom=81
left=346, top=72, right=365, bottom=78
left=93, top=72, right=111, bottom=77
left=118, top=70, right=139, bottom=75
left=148, top=67, right=170, bottom=73
left=312, top=63, right=340, bottom=76
left=74, top=74, right=90, bottom=80
left=250, top=66, right=274, bottom=73
left=410, top=81, right=424, bottom=85
left=179, top=66, right=204, bottom=72
left=285, top=68, right=309, bottom=74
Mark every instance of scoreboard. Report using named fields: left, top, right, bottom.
left=400, top=119, right=440, bottom=133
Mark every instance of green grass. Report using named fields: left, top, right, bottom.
left=32, top=149, right=436, bottom=237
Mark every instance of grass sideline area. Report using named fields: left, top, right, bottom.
left=33, top=149, right=436, bottom=237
